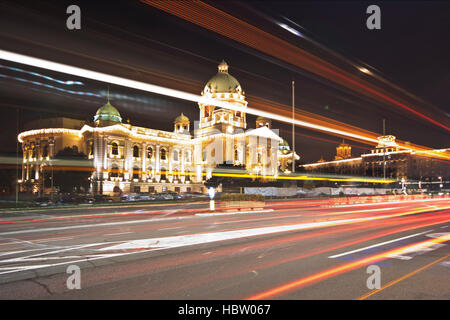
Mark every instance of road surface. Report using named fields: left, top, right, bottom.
left=0, top=197, right=449, bottom=299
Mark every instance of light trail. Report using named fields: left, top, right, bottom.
left=246, top=228, right=450, bottom=299
left=0, top=49, right=381, bottom=144
left=2, top=49, right=448, bottom=162
left=142, top=0, right=449, bottom=131
left=356, top=253, right=450, bottom=300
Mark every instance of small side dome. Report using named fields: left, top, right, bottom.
left=279, top=139, right=291, bottom=152
left=94, top=101, right=122, bottom=123
left=174, top=112, right=190, bottom=124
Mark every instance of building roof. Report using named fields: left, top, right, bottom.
left=94, top=101, right=122, bottom=123
left=204, top=60, right=242, bottom=94
left=245, top=126, right=283, bottom=142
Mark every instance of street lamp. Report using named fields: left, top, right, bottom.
left=208, top=187, right=215, bottom=211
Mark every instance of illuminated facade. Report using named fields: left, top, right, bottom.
left=18, top=61, right=298, bottom=195
left=301, top=135, right=450, bottom=182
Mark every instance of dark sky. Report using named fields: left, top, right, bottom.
left=0, top=0, right=448, bottom=163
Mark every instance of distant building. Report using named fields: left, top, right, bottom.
left=301, top=135, right=450, bottom=183
left=18, top=60, right=299, bottom=195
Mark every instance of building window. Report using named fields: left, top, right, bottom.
left=234, top=149, right=239, bottom=161
left=43, top=145, right=49, bottom=158
left=112, top=143, right=118, bottom=155
left=132, top=166, right=139, bottom=180
left=235, top=111, right=241, bottom=118
left=185, top=170, right=190, bottom=181
left=161, top=148, right=167, bottom=160
left=111, top=164, right=119, bottom=178
left=147, top=147, right=153, bottom=159
left=133, top=145, right=139, bottom=158
left=160, top=167, right=167, bottom=181
left=173, top=150, right=179, bottom=161
left=185, top=151, right=191, bottom=162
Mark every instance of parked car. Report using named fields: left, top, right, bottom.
left=155, top=193, right=173, bottom=200
left=138, top=194, right=156, bottom=201
left=35, top=197, right=52, bottom=207
left=94, top=195, right=113, bottom=203
left=167, top=192, right=183, bottom=200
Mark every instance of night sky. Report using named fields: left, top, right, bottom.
left=0, top=0, right=448, bottom=163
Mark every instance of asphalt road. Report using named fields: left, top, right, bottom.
left=0, top=197, right=449, bottom=299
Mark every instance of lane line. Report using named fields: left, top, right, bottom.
left=104, top=232, right=133, bottom=236
left=328, top=230, right=432, bottom=258
left=356, top=253, right=450, bottom=300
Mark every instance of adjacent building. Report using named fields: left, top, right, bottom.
left=301, top=135, right=450, bottom=184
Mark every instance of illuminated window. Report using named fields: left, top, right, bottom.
left=132, top=166, right=139, bottom=179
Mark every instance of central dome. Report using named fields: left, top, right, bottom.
left=204, top=60, right=242, bottom=94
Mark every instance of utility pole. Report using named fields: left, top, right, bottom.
left=292, top=79, right=295, bottom=173
left=383, top=118, right=386, bottom=181
left=15, top=108, right=19, bottom=206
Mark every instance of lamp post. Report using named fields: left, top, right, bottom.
left=208, top=187, right=215, bottom=211
left=291, top=79, right=295, bottom=173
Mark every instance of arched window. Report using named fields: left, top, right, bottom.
left=132, top=166, right=140, bottom=180
left=160, top=148, right=167, bottom=160
left=173, top=150, right=179, bottom=161
left=133, top=145, right=139, bottom=158
left=112, top=142, right=118, bottom=155
left=111, top=164, right=119, bottom=178
left=147, top=147, right=153, bottom=159
left=160, top=167, right=167, bottom=181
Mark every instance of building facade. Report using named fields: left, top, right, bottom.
left=301, top=135, right=450, bottom=183
left=18, top=61, right=298, bottom=195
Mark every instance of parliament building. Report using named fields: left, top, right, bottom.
left=18, top=61, right=298, bottom=195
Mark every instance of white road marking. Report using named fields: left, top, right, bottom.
left=196, top=209, right=273, bottom=216
left=328, top=230, right=432, bottom=258
left=104, top=232, right=133, bottom=236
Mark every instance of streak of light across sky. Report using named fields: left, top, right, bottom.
left=142, top=0, right=449, bottom=132
left=1, top=49, right=448, bottom=161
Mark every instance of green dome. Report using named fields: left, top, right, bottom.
left=204, top=60, right=242, bottom=94
left=279, top=139, right=290, bottom=151
left=94, top=101, right=122, bottom=123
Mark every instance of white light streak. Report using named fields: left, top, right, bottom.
left=1, top=50, right=379, bottom=144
